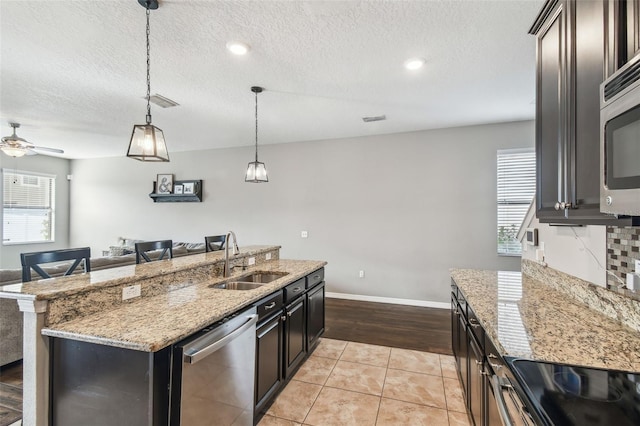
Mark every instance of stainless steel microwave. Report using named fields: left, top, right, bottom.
left=600, top=55, right=640, bottom=216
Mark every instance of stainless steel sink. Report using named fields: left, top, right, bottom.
left=235, top=271, right=288, bottom=284
left=210, top=271, right=289, bottom=290
left=213, top=282, right=264, bottom=290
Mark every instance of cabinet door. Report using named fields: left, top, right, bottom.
left=451, top=297, right=460, bottom=363
left=284, top=298, right=307, bottom=378
left=567, top=0, right=610, bottom=221
left=534, top=1, right=568, bottom=222
left=468, top=333, right=484, bottom=426
left=458, top=312, right=469, bottom=404
left=255, top=313, right=284, bottom=414
left=306, top=282, right=325, bottom=351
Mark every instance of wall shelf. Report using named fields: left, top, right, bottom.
left=149, top=179, right=203, bottom=203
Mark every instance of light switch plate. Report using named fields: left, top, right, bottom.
left=266, top=252, right=272, bottom=260
left=248, top=257, right=256, bottom=266
left=122, top=284, right=141, bottom=301
left=635, top=259, right=640, bottom=273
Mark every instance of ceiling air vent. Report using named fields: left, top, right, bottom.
left=362, top=115, right=386, bottom=123
left=147, top=94, right=180, bottom=108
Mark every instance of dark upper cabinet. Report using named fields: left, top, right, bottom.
left=606, top=0, right=640, bottom=76
left=530, top=0, right=632, bottom=224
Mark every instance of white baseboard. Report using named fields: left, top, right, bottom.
left=325, top=292, right=450, bottom=310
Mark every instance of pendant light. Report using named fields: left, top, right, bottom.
left=126, top=0, right=169, bottom=162
left=245, top=86, right=268, bottom=182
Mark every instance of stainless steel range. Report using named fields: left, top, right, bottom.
left=502, top=358, right=640, bottom=426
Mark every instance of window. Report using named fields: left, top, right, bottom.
left=497, top=149, right=535, bottom=255
left=2, top=169, right=56, bottom=244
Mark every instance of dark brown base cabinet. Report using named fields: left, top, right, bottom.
left=284, top=297, right=307, bottom=378
left=306, top=282, right=325, bottom=350
left=255, top=312, right=284, bottom=414
left=254, top=268, right=326, bottom=422
left=452, top=280, right=498, bottom=426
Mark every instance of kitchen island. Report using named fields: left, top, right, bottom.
left=0, top=245, right=327, bottom=425
left=450, top=262, right=640, bottom=425
left=451, top=268, right=640, bottom=373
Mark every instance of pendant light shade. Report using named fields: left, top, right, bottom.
left=127, top=0, right=169, bottom=162
left=246, top=86, right=268, bottom=182
left=127, top=123, right=168, bottom=161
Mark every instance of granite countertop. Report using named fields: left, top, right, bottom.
left=450, top=269, right=640, bottom=373
left=42, top=259, right=326, bottom=352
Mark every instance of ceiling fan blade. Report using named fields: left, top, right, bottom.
left=25, top=149, right=38, bottom=156
left=30, top=145, right=64, bottom=154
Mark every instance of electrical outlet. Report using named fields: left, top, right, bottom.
left=301, top=231, right=308, bottom=238
left=248, top=257, right=256, bottom=266
left=122, top=284, right=141, bottom=301
left=359, top=270, right=365, bottom=278
left=266, top=252, right=272, bottom=260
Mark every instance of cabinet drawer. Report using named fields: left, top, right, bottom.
left=256, top=291, right=284, bottom=322
left=306, top=268, right=324, bottom=289
left=284, top=278, right=306, bottom=303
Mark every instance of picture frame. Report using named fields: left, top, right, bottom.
left=174, top=184, right=184, bottom=195
left=183, top=182, right=195, bottom=194
left=156, top=174, right=173, bottom=194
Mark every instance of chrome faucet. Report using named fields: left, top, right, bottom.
left=224, top=231, right=240, bottom=277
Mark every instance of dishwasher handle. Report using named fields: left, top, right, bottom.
left=183, top=314, right=258, bottom=364
left=492, top=375, right=515, bottom=426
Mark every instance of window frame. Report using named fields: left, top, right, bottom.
left=2, top=168, right=57, bottom=246
left=497, top=149, right=536, bottom=256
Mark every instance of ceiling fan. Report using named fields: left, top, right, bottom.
left=1, top=122, right=64, bottom=158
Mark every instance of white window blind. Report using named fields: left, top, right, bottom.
left=3, top=169, right=56, bottom=244
left=497, top=149, right=535, bottom=255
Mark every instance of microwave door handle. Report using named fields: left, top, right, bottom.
left=492, top=375, right=515, bottom=426
left=183, top=314, right=258, bottom=364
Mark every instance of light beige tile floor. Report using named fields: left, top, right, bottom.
left=261, top=338, right=472, bottom=426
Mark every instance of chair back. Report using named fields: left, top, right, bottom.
left=204, top=235, right=226, bottom=252
left=135, top=240, right=173, bottom=264
left=21, top=247, right=91, bottom=282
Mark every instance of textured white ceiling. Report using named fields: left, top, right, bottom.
left=0, top=0, right=543, bottom=159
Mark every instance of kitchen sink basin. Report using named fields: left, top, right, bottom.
left=234, top=271, right=288, bottom=284
left=212, top=282, right=265, bottom=290
left=210, top=271, right=289, bottom=290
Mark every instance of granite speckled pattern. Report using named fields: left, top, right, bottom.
left=450, top=269, right=640, bottom=373
left=42, top=259, right=326, bottom=352
left=522, top=259, right=640, bottom=332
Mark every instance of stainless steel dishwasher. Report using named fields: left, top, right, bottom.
left=170, top=307, right=258, bottom=426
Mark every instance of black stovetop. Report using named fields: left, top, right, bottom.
left=506, top=358, right=640, bottom=426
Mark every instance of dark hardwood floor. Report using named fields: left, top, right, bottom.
left=0, top=360, right=22, bottom=426
left=324, top=297, right=452, bottom=355
left=0, top=298, right=451, bottom=426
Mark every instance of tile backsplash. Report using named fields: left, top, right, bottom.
left=606, top=226, right=640, bottom=301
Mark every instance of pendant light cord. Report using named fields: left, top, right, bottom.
left=254, top=90, right=259, bottom=162
left=145, top=4, right=152, bottom=124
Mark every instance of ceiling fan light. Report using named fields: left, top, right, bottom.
left=245, top=161, right=268, bottom=182
left=1, top=145, right=28, bottom=157
left=127, top=123, right=169, bottom=162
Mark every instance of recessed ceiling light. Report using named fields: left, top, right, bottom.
left=226, top=41, right=250, bottom=55
left=404, top=57, right=426, bottom=70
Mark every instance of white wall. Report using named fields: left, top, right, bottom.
left=0, top=154, right=71, bottom=269
left=522, top=218, right=607, bottom=286
left=70, top=121, right=534, bottom=304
